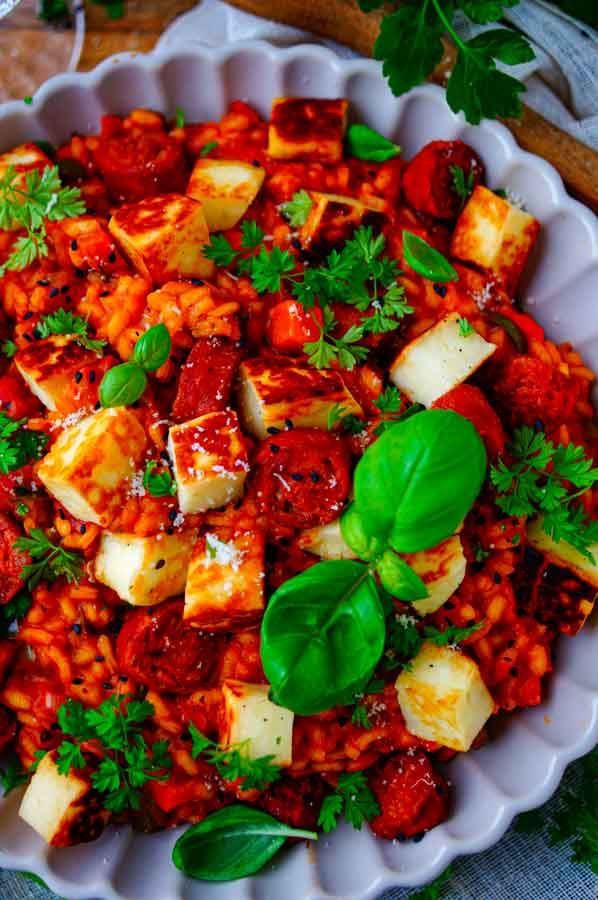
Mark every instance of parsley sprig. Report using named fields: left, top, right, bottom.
left=37, top=309, right=106, bottom=353
left=490, top=427, right=598, bottom=560
left=280, top=189, right=313, bottom=227
left=0, top=165, right=85, bottom=275
left=0, top=413, right=48, bottom=474
left=55, top=696, right=171, bottom=813
left=304, top=306, right=369, bottom=371
left=450, top=164, right=475, bottom=208
left=142, top=461, right=177, bottom=498
left=381, top=610, right=483, bottom=673
left=367, top=0, right=535, bottom=125
left=189, top=723, right=280, bottom=791
left=318, top=772, right=380, bottom=832
left=14, top=528, right=84, bottom=589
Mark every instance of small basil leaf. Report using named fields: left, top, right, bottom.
left=133, top=323, right=171, bottom=371
left=172, top=805, right=317, bottom=881
left=403, top=231, right=458, bottom=283
left=353, top=409, right=487, bottom=553
left=346, top=123, right=401, bottom=162
left=99, top=362, right=147, bottom=408
left=261, top=560, right=385, bottom=715
left=375, top=550, right=428, bottom=600
left=488, top=312, right=526, bottom=352
left=340, top=503, right=386, bottom=561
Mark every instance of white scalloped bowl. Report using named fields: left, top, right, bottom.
left=0, top=42, right=597, bottom=900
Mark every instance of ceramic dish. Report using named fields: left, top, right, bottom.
left=0, top=41, right=597, bottom=900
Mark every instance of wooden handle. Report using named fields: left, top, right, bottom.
left=226, top=0, right=598, bottom=212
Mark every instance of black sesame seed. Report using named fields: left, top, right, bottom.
left=61, top=284, right=70, bottom=294
left=95, top=655, right=105, bottom=663
left=444, top=601, right=455, bottom=610
left=310, top=471, right=320, bottom=483
left=492, top=572, right=502, bottom=584
left=155, top=558, right=166, bottom=569
left=291, top=238, right=301, bottom=250
left=58, top=508, right=66, bottom=519
left=251, top=159, right=261, bottom=167
left=37, top=279, right=50, bottom=287
left=285, top=419, right=294, bottom=430
left=168, top=508, right=178, bottom=521
left=70, top=240, right=78, bottom=251
left=108, top=251, right=116, bottom=263
left=23, top=333, right=33, bottom=342
left=99, top=290, right=110, bottom=298
left=269, top=443, right=280, bottom=454
left=72, top=676, right=84, bottom=685
left=75, top=268, right=86, bottom=278
left=74, top=371, right=83, bottom=383
left=79, top=524, right=87, bottom=535
left=89, top=370, right=96, bottom=383
left=102, top=681, right=112, bottom=690
left=191, top=278, right=204, bottom=286
left=49, top=288, right=59, bottom=298
left=166, top=526, right=174, bottom=535
left=510, top=666, right=519, bottom=677
left=267, top=426, right=281, bottom=435
left=433, top=284, right=447, bottom=297
left=533, top=419, right=545, bottom=433
left=119, top=675, right=128, bottom=682
left=94, top=401, right=101, bottom=410
left=291, top=472, right=303, bottom=481
left=23, top=311, right=33, bottom=320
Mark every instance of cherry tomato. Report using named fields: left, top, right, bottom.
left=432, top=384, right=506, bottom=457
left=116, top=600, right=227, bottom=694
left=267, top=301, right=323, bottom=355
left=0, top=514, right=30, bottom=605
left=0, top=372, right=42, bottom=419
left=259, top=775, right=328, bottom=831
left=254, top=428, right=351, bottom=533
left=149, top=764, right=216, bottom=813
left=402, top=140, right=484, bottom=220
left=93, top=131, right=188, bottom=203
left=171, top=338, right=241, bottom=423
left=369, top=751, right=450, bottom=839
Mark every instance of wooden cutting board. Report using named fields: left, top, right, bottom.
left=80, top=0, right=598, bottom=212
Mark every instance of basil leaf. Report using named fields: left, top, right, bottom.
left=260, top=560, right=385, bottom=715
left=375, top=550, right=428, bottom=600
left=133, top=323, right=171, bottom=371
left=340, top=503, right=386, bottom=561
left=353, top=409, right=487, bottom=553
left=99, top=362, right=147, bottom=408
left=488, top=312, right=526, bottom=352
left=403, top=231, right=458, bottom=282
left=172, top=805, right=316, bottom=881
left=346, top=124, right=401, bottom=162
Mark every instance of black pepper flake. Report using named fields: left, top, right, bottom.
left=267, top=426, right=281, bottom=435
left=492, top=572, right=502, bottom=584
left=79, top=524, right=87, bottom=535
left=291, top=472, right=303, bottom=481
left=72, top=676, right=84, bottom=685
left=95, top=655, right=105, bottom=663
left=433, top=284, right=448, bottom=297
left=269, top=443, right=280, bottom=454
left=119, top=675, right=128, bottom=682
left=310, top=471, right=320, bottom=483
left=191, top=278, right=204, bottom=286
left=168, top=508, right=178, bottom=521
left=23, top=311, right=34, bottom=320
left=71, top=623, right=81, bottom=635
left=74, top=371, right=83, bottom=383
left=70, top=240, right=78, bottom=251
left=89, top=370, right=96, bottom=383
left=285, top=419, right=294, bottom=430
left=155, top=558, right=166, bottom=570
left=108, top=251, right=117, bottom=263
left=49, top=287, right=59, bottom=298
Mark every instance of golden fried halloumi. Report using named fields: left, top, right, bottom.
left=268, top=98, right=348, bottom=163
left=186, top=159, right=265, bottom=231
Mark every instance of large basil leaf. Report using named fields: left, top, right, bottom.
left=172, top=805, right=316, bottom=881
left=340, top=503, right=386, bottom=561
left=376, top=549, right=428, bottom=600
left=260, top=560, right=385, bottom=715
left=99, top=362, right=147, bottom=408
left=133, top=323, right=171, bottom=371
left=346, top=123, right=401, bottom=162
left=353, top=409, right=487, bottom=553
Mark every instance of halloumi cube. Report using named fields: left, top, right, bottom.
left=389, top=313, right=496, bottom=407
left=184, top=526, right=265, bottom=629
left=15, top=335, right=101, bottom=414
left=186, top=159, right=265, bottom=231
left=527, top=518, right=598, bottom=589
left=403, top=536, right=467, bottom=616
left=19, top=752, right=108, bottom=847
left=237, top=357, right=362, bottom=440
left=94, top=529, right=194, bottom=606
left=168, top=409, right=249, bottom=514
left=298, top=519, right=357, bottom=560
left=299, top=191, right=385, bottom=249
left=268, top=98, right=348, bottom=163
left=396, top=642, right=493, bottom=752
left=451, top=186, right=540, bottom=294
left=37, top=408, right=147, bottom=526
left=221, top=680, right=294, bottom=767
left=109, top=193, right=214, bottom=285
left=0, top=144, right=52, bottom=230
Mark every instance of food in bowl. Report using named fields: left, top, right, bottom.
left=0, top=97, right=596, bottom=882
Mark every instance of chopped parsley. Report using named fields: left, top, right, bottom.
left=0, top=758, right=29, bottom=795
left=457, top=316, right=475, bottom=337
left=202, top=234, right=238, bottom=267
left=327, top=403, right=367, bottom=435
left=14, top=528, right=84, bottom=589
left=240, top=219, right=265, bottom=250
left=174, top=106, right=185, bottom=129
left=199, top=140, right=219, bottom=158
left=1, top=340, right=17, bottom=359
left=450, top=164, right=475, bottom=207
left=37, top=308, right=105, bottom=353
left=0, top=413, right=48, bottom=475
left=350, top=703, right=373, bottom=730
left=189, top=723, right=280, bottom=791
left=142, top=461, right=177, bottom=498
left=280, top=189, right=313, bottom=227
left=318, top=771, right=380, bottom=832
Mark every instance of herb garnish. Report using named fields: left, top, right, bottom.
left=189, top=723, right=280, bottom=791
left=457, top=316, right=475, bottom=337
left=199, top=140, right=219, bottom=158
left=0, top=165, right=85, bottom=275
left=38, top=309, right=106, bottom=353
left=0, top=757, right=29, bottom=795
left=490, top=426, right=598, bottom=560
left=403, top=231, right=458, bottom=282
left=327, top=403, right=367, bottom=435
left=174, top=106, right=185, bottom=129
left=450, top=164, right=475, bottom=207
left=346, top=123, right=401, bottom=162
left=99, top=323, right=171, bottom=408
left=318, top=772, right=380, bottom=832
left=366, top=0, right=535, bottom=124
left=280, top=189, right=313, bottom=227
left=14, top=528, right=84, bottom=589
left=142, top=461, right=177, bottom=498
left=1, top=340, right=17, bottom=359
left=0, top=413, right=48, bottom=474
left=54, top=695, right=170, bottom=812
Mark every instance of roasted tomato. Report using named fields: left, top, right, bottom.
left=432, top=384, right=506, bottom=457
left=402, top=140, right=484, bottom=220
left=0, top=371, right=42, bottom=419
left=116, top=600, right=227, bottom=694
left=171, top=337, right=241, bottom=423
left=253, top=428, right=351, bottom=532
left=492, top=356, right=577, bottom=428
left=267, top=301, right=323, bottom=355
left=259, top=775, right=328, bottom=831
left=369, top=751, right=450, bottom=840
left=93, top=130, right=188, bottom=203
left=0, top=514, right=30, bottom=604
